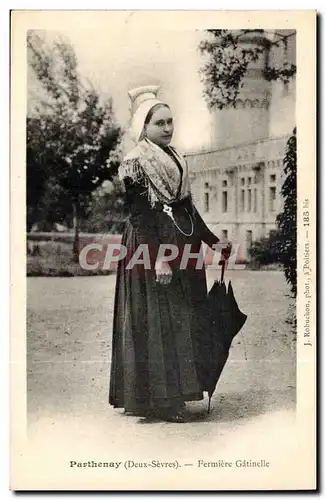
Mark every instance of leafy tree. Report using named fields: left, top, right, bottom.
left=199, top=29, right=296, bottom=110
left=27, top=114, right=73, bottom=231
left=81, top=177, right=128, bottom=234
left=27, top=30, right=122, bottom=258
left=276, top=128, right=297, bottom=296
left=27, top=115, right=53, bottom=231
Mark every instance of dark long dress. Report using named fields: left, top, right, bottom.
left=109, top=149, right=219, bottom=414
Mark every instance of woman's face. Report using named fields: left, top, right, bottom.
left=144, top=106, right=174, bottom=147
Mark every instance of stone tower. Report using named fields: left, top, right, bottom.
left=209, top=31, right=272, bottom=149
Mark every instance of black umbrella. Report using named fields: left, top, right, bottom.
left=196, top=260, right=248, bottom=413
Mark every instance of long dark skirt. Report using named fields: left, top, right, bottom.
left=109, top=220, right=208, bottom=414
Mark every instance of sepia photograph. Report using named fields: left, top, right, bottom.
left=10, top=10, right=316, bottom=491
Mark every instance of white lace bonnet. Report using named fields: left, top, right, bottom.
left=128, top=85, right=165, bottom=143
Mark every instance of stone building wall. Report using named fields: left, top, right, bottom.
left=186, top=135, right=290, bottom=260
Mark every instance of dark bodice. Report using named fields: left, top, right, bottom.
left=123, top=163, right=219, bottom=252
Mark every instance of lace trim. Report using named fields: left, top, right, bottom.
left=118, top=158, right=143, bottom=183
left=119, top=158, right=160, bottom=207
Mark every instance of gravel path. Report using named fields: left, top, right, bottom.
left=25, top=270, right=298, bottom=490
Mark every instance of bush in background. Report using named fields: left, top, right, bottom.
left=276, top=128, right=297, bottom=296
left=26, top=236, right=120, bottom=277
left=248, top=231, right=282, bottom=269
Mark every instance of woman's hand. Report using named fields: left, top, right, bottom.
left=220, top=241, right=232, bottom=260
left=155, top=259, right=173, bottom=285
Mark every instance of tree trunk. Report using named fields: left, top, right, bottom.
left=72, top=198, right=80, bottom=263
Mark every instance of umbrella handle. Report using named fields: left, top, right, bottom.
left=207, top=395, right=212, bottom=414
left=221, top=259, right=226, bottom=282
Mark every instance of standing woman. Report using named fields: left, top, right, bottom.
left=109, top=86, right=231, bottom=423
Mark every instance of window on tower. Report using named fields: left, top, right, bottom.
left=204, top=192, right=210, bottom=213
left=240, top=189, right=245, bottom=212
left=222, top=191, right=228, bottom=212
left=269, top=186, right=276, bottom=212
left=246, top=230, right=253, bottom=253
left=248, top=189, right=252, bottom=211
